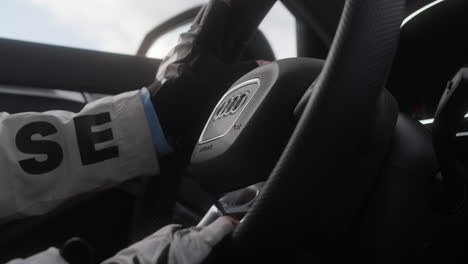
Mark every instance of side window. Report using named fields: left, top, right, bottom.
left=147, top=2, right=297, bottom=60
left=0, top=0, right=207, bottom=55
left=1, top=1, right=295, bottom=59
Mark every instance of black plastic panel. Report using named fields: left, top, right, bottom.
left=0, top=93, right=84, bottom=113
left=0, top=38, right=161, bottom=95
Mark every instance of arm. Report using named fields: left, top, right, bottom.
left=5, top=0, right=261, bottom=262
left=5, top=217, right=237, bottom=264
left=5, top=248, right=67, bottom=264
left=102, top=217, right=236, bottom=264
left=0, top=90, right=161, bottom=221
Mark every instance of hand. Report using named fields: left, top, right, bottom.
left=103, top=216, right=237, bottom=264
left=148, top=0, right=261, bottom=162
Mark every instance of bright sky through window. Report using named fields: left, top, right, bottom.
left=0, top=0, right=296, bottom=59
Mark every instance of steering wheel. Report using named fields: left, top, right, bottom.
left=186, top=0, right=407, bottom=262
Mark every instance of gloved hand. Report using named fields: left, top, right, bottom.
left=103, top=216, right=238, bottom=264
left=148, top=0, right=261, bottom=162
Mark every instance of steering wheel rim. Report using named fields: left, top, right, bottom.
left=222, top=0, right=405, bottom=257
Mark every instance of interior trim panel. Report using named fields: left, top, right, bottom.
left=0, top=38, right=161, bottom=95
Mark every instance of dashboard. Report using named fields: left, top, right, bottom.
left=388, top=0, right=468, bottom=120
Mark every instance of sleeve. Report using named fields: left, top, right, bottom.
left=0, top=90, right=160, bottom=222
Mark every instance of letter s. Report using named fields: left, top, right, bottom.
left=15, top=121, right=64, bottom=174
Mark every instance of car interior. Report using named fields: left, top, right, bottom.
left=1, top=0, right=468, bottom=263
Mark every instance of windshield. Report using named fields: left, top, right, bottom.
left=0, top=0, right=296, bottom=59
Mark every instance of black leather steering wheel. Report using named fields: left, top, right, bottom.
left=188, top=0, right=405, bottom=261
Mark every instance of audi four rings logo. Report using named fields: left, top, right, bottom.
left=213, top=92, right=250, bottom=120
